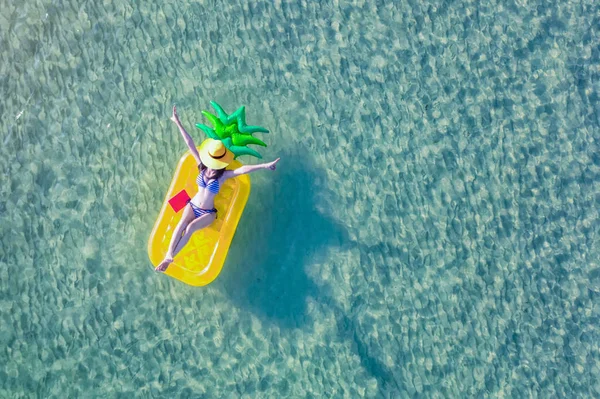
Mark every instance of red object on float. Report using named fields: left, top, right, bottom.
left=168, top=189, right=191, bottom=212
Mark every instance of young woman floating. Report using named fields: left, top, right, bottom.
left=155, top=106, right=280, bottom=272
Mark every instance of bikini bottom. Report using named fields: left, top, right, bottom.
left=188, top=201, right=217, bottom=219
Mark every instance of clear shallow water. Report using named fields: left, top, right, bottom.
left=1, top=0, right=599, bottom=397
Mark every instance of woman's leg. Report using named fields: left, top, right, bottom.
left=155, top=205, right=195, bottom=272
left=171, top=212, right=217, bottom=258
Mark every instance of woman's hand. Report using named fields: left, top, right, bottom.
left=265, top=158, right=280, bottom=170
left=170, top=105, right=181, bottom=125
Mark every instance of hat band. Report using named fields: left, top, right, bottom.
left=209, top=149, right=226, bottom=159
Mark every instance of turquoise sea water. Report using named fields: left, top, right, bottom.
left=1, top=0, right=599, bottom=397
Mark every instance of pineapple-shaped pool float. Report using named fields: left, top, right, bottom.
left=148, top=102, right=269, bottom=286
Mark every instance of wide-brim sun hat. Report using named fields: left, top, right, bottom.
left=199, top=139, right=234, bottom=170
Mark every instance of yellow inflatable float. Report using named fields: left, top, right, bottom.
left=148, top=102, right=270, bottom=286
left=147, top=153, right=250, bottom=286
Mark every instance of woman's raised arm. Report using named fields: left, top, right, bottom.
left=222, top=158, right=280, bottom=180
left=171, top=105, right=201, bottom=165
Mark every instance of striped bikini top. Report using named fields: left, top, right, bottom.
left=196, top=169, right=220, bottom=194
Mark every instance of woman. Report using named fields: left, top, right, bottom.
left=155, top=106, right=280, bottom=272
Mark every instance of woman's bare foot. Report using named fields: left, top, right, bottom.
left=155, top=258, right=173, bottom=273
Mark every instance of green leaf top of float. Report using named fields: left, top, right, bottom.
left=196, top=101, right=269, bottom=159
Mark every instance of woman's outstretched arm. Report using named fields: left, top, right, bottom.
left=222, top=158, right=280, bottom=179
left=171, top=105, right=202, bottom=165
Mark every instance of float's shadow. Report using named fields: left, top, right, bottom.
left=217, top=156, right=408, bottom=395
left=217, top=157, right=348, bottom=329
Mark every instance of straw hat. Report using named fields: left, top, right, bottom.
left=199, top=139, right=234, bottom=170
